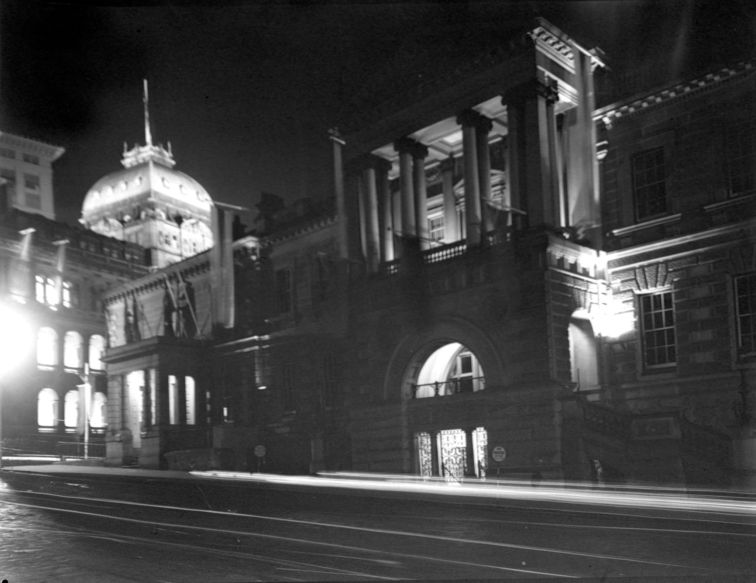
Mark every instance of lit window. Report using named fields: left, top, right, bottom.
left=88, top=334, right=105, bottom=370
left=428, top=214, right=445, bottom=244
left=35, top=274, right=58, bottom=307
left=90, top=392, right=107, bottom=430
left=449, top=350, right=485, bottom=393
left=64, top=390, right=79, bottom=431
left=640, top=291, right=676, bottom=368
left=63, top=331, right=83, bottom=369
left=727, top=126, right=754, bottom=197
left=632, top=147, right=666, bottom=221
left=185, top=376, right=196, bottom=425
left=168, top=375, right=179, bottom=425
left=1, top=168, right=16, bottom=197
left=276, top=268, right=292, bottom=314
left=736, top=273, right=756, bottom=355
left=62, top=281, right=79, bottom=308
left=37, top=388, right=58, bottom=430
left=37, top=327, right=58, bottom=367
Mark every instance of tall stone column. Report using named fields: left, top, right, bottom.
left=394, top=138, right=417, bottom=246
left=440, top=156, right=458, bottom=243
left=360, top=159, right=381, bottom=273
left=502, top=79, right=560, bottom=229
left=465, top=428, right=477, bottom=477
left=376, top=157, right=394, bottom=262
left=329, top=128, right=349, bottom=260
left=143, top=368, right=152, bottom=428
left=430, top=431, right=440, bottom=476
left=411, top=142, right=429, bottom=250
left=457, top=110, right=482, bottom=246
left=475, top=115, right=494, bottom=236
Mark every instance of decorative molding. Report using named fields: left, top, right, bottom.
left=596, top=61, right=755, bottom=129
left=703, top=192, right=756, bottom=213
left=633, top=262, right=674, bottom=292
left=610, top=213, right=681, bottom=237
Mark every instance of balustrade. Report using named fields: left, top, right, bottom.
left=412, top=376, right=485, bottom=398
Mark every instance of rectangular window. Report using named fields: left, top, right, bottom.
left=632, top=147, right=667, bottom=221
left=727, top=126, right=754, bottom=197
left=0, top=147, right=15, bottom=159
left=1, top=168, right=16, bottom=191
left=24, top=173, right=40, bottom=190
left=62, top=281, right=79, bottom=308
left=736, top=273, right=756, bottom=355
left=168, top=375, right=179, bottom=425
left=276, top=268, right=292, bottom=314
left=640, top=291, right=676, bottom=368
left=185, top=376, right=196, bottom=425
left=23, top=153, right=40, bottom=165
left=428, top=214, right=445, bottom=244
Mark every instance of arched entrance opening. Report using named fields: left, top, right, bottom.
left=413, top=342, right=485, bottom=398
left=568, top=311, right=599, bottom=391
left=411, top=341, right=488, bottom=480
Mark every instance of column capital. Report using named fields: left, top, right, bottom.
left=394, top=137, right=427, bottom=160
left=439, top=156, right=455, bottom=173
left=501, top=78, right=559, bottom=106
left=328, top=127, right=345, bottom=146
left=456, top=109, right=493, bottom=132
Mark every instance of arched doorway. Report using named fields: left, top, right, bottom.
left=568, top=311, right=599, bottom=390
left=411, top=341, right=488, bottom=480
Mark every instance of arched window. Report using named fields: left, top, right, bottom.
left=88, top=334, right=105, bottom=370
left=185, top=376, right=196, bottom=425
left=414, top=342, right=485, bottom=398
left=63, top=331, right=83, bottom=369
left=37, top=327, right=58, bottom=367
left=90, top=392, right=107, bottom=431
left=64, top=390, right=79, bottom=431
left=37, top=388, right=58, bottom=430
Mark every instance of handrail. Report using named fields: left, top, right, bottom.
left=412, top=376, right=485, bottom=398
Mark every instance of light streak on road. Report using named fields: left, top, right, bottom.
left=0, top=488, right=727, bottom=578
left=188, top=471, right=756, bottom=518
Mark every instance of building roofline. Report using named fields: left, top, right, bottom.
left=0, top=131, right=65, bottom=161
left=594, top=60, right=755, bottom=128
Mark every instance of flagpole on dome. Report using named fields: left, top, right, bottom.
left=143, top=79, right=153, bottom=147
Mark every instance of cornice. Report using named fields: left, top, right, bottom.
left=595, top=61, right=755, bottom=129
left=0, top=131, right=65, bottom=161
left=606, top=220, right=755, bottom=269
left=263, top=214, right=338, bottom=246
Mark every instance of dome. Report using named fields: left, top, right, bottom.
left=80, top=144, right=213, bottom=225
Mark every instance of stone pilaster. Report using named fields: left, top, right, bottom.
left=394, top=138, right=418, bottom=246
left=457, top=110, right=482, bottom=246
left=440, top=156, right=458, bottom=243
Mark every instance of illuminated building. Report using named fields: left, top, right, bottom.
left=0, top=131, right=64, bottom=221
left=79, top=82, right=214, bottom=269
left=0, top=135, right=148, bottom=457
left=98, top=20, right=754, bottom=487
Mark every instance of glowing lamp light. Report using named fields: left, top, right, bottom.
left=0, top=303, right=33, bottom=376
left=591, top=301, right=635, bottom=340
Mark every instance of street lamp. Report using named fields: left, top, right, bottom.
left=0, top=301, right=33, bottom=468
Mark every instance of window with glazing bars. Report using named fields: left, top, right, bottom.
left=736, top=273, right=756, bottom=355
left=640, top=291, right=676, bottom=367
left=632, top=147, right=667, bottom=221
left=726, top=126, right=754, bottom=197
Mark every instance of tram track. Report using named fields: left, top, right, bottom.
left=1, top=486, right=749, bottom=581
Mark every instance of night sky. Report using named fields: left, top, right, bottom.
left=1, top=1, right=753, bottom=226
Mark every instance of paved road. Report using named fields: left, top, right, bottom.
left=0, top=471, right=754, bottom=582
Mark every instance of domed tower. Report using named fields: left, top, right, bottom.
left=80, top=81, right=214, bottom=268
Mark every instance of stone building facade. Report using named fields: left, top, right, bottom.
left=95, top=20, right=754, bottom=487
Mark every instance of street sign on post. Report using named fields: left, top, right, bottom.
left=491, top=445, right=507, bottom=463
